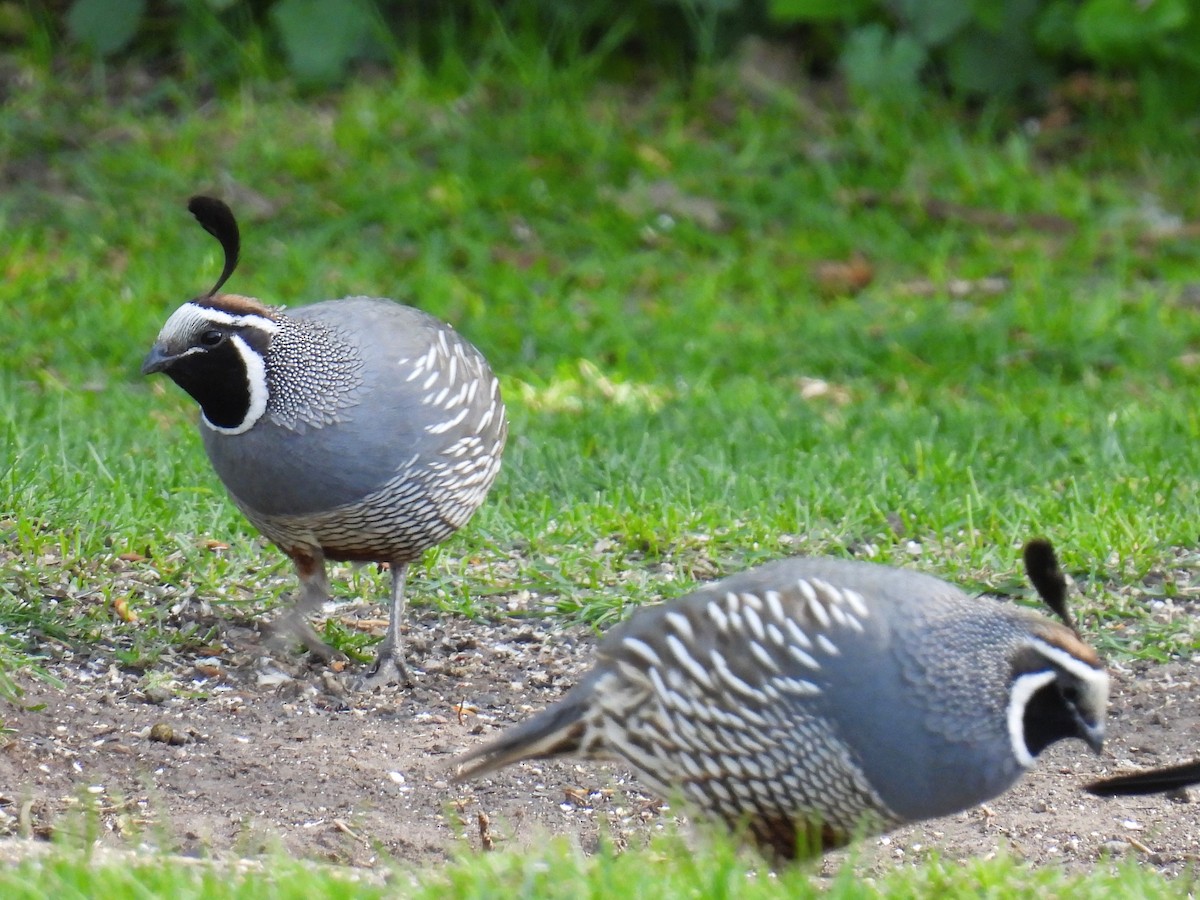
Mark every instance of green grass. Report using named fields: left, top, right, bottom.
left=0, top=835, right=1192, bottom=899
left=3, top=29, right=1200, bottom=897
left=5, top=64, right=1200, bottom=646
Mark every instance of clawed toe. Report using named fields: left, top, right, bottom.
left=353, top=651, right=413, bottom=691
left=265, top=614, right=345, bottom=665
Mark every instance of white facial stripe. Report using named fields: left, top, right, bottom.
left=202, top=308, right=279, bottom=332
left=1008, top=670, right=1056, bottom=768
left=158, top=301, right=279, bottom=344
left=1007, top=636, right=1110, bottom=767
left=200, top=333, right=269, bottom=435
left=1029, top=638, right=1106, bottom=685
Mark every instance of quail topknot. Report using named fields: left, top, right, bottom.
left=456, top=544, right=1110, bottom=859
left=143, top=196, right=507, bottom=688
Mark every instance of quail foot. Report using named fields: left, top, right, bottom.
left=143, top=196, right=507, bottom=689
left=456, top=544, right=1108, bottom=859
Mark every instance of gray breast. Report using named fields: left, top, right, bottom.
left=201, top=296, right=507, bottom=560
left=596, top=557, right=1029, bottom=831
left=811, top=573, right=1030, bottom=820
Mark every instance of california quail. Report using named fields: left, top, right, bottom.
left=455, top=550, right=1109, bottom=859
left=142, top=196, right=507, bottom=688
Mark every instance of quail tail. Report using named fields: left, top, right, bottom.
left=454, top=692, right=591, bottom=782
left=1085, top=759, right=1200, bottom=797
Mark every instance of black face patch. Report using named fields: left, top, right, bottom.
left=1010, top=643, right=1100, bottom=758
left=235, top=323, right=273, bottom=359
left=160, top=339, right=251, bottom=429
left=1021, top=677, right=1083, bottom=757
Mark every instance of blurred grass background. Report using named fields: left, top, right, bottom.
left=2, top=1, right=1200, bottom=894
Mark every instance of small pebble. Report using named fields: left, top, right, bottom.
left=143, top=685, right=173, bottom=705
left=149, top=723, right=181, bottom=745
left=1099, top=839, right=1131, bottom=857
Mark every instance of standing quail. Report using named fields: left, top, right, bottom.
left=455, top=547, right=1109, bottom=859
left=143, top=196, right=507, bottom=688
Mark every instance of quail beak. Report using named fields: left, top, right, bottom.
left=140, top=345, right=175, bottom=376
left=1080, top=718, right=1105, bottom=755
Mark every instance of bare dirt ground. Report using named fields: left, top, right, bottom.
left=1, top=598, right=1198, bottom=881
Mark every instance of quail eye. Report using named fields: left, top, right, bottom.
left=199, top=329, right=225, bottom=348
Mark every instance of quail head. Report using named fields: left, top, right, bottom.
left=455, top=546, right=1109, bottom=859
left=143, top=196, right=507, bottom=688
left=1031, top=538, right=1200, bottom=802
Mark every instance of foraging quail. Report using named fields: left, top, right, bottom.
left=143, top=197, right=507, bottom=687
left=455, top=550, right=1109, bottom=859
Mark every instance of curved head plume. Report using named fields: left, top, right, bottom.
left=1023, top=537, right=1075, bottom=633
left=188, top=195, right=240, bottom=298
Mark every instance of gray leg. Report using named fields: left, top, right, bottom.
left=354, top=560, right=413, bottom=690
left=273, top=549, right=342, bottom=663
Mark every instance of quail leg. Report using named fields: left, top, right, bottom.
left=272, top=549, right=344, bottom=664
left=354, top=561, right=414, bottom=690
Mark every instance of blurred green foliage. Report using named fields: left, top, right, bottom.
left=772, top=0, right=1200, bottom=103
left=30, top=0, right=1200, bottom=106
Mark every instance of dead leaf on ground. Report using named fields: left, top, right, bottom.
left=895, top=276, right=1010, bottom=299
left=112, top=596, right=138, bottom=624
left=812, top=256, right=874, bottom=295
left=608, top=178, right=725, bottom=232
left=795, top=376, right=851, bottom=406
left=845, top=189, right=1075, bottom=235
left=477, top=811, right=495, bottom=851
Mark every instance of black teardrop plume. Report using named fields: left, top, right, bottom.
left=1023, top=537, right=1074, bottom=632
left=1085, top=759, right=1200, bottom=797
left=187, top=195, right=240, bottom=297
